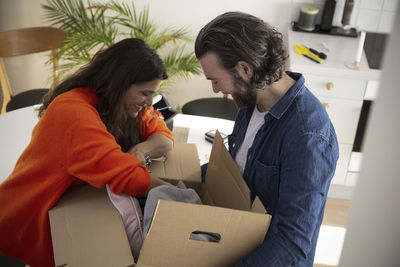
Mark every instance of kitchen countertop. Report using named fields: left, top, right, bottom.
left=287, top=24, right=382, bottom=81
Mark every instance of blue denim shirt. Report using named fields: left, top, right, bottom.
left=211, top=72, right=339, bottom=266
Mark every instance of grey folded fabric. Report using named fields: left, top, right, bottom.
left=142, top=180, right=202, bottom=238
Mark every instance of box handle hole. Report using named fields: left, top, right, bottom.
left=189, top=230, right=221, bottom=243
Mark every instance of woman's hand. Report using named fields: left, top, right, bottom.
left=127, top=133, right=173, bottom=165
left=127, top=145, right=147, bottom=166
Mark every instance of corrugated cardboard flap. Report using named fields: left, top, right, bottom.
left=49, top=185, right=134, bottom=267
left=137, top=200, right=271, bottom=267
left=149, top=143, right=201, bottom=184
left=203, top=131, right=261, bottom=212
left=137, top=131, right=271, bottom=267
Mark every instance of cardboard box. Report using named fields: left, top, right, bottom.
left=49, top=184, right=135, bottom=267
left=49, top=132, right=271, bottom=267
left=149, top=143, right=202, bottom=192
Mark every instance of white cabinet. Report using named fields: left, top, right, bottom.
left=306, top=76, right=364, bottom=185
left=306, top=75, right=366, bottom=145
left=304, top=74, right=366, bottom=100
left=332, top=144, right=352, bottom=185
left=317, top=96, right=363, bottom=145
left=287, top=27, right=381, bottom=195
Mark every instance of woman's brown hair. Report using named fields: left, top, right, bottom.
left=39, top=38, right=168, bottom=151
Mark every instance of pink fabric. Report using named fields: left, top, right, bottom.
left=106, top=185, right=144, bottom=262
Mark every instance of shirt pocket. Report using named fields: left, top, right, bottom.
left=253, top=159, right=280, bottom=215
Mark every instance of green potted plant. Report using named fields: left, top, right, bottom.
left=42, top=0, right=202, bottom=94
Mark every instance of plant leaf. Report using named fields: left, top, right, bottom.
left=42, top=0, right=201, bottom=90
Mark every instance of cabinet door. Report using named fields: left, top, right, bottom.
left=305, top=74, right=366, bottom=100
left=318, top=96, right=363, bottom=144
left=331, top=144, right=352, bottom=185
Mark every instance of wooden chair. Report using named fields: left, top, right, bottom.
left=0, top=27, right=66, bottom=114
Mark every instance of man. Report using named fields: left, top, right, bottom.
left=195, top=12, right=339, bottom=266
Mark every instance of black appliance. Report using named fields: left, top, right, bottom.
left=152, top=94, right=177, bottom=131
left=353, top=32, right=388, bottom=152
left=364, top=32, right=389, bottom=69
left=292, top=0, right=358, bottom=37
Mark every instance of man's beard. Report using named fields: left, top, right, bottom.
left=231, top=73, right=257, bottom=108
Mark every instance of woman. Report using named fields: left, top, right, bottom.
left=0, top=38, right=174, bottom=267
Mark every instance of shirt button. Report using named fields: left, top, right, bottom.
left=248, top=155, right=251, bottom=160
left=233, top=143, right=235, bottom=147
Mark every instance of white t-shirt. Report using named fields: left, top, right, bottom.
left=235, top=106, right=268, bottom=174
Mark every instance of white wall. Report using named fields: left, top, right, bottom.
left=0, top=0, right=53, bottom=100
left=1, top=0, right=397, bottom=109
left=292, top=0, right=398, bottom=33
left=0, top=0, right=293, bottom=110
left=339, top=7, right=400, bottom=267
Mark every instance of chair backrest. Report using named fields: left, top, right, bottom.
left=182, top=97, right=238, bottom=121
left=0, top=27, right=66, bottom=114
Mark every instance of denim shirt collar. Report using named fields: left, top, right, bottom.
left=268, top=71, right=304, bottom=120
left=239, top=71, right=305, bottom=124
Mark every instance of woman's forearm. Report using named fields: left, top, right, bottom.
left=128, top=133, right=173, bottom=163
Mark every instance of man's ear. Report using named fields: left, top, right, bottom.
left=235, top=61, right=253, bottom=82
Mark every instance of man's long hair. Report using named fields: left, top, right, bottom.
left=195, top=12, right=288, bottom=89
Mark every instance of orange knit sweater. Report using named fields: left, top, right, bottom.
left=0, top=88, right=173, bottom=267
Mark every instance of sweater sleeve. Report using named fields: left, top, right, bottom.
left=64, top=103, right=150, bottom=197
left=141, top=106, right=174, bottom=142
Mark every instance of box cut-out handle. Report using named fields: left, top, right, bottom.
left=189, top=230, right=221, bottom=243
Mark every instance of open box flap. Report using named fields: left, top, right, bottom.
left=138, top=132, right=271, bottom=266
left=49, top=134, right=269, bottom=267
left=149, top=143, right=201, bottom=185
left=49, top=185, right=134, bottom=267
left=203, top=131, right=254, bottom=211
left=137, top=200, right=271, bottom=267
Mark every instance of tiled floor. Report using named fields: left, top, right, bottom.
left=314, top=198, right=351, bottom=267
left=322, top=197, right=351, bottom=227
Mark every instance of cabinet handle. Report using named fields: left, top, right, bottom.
left=326, top=82, right=334, bottom=90
left=323, top=102, right=329, bottom=109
